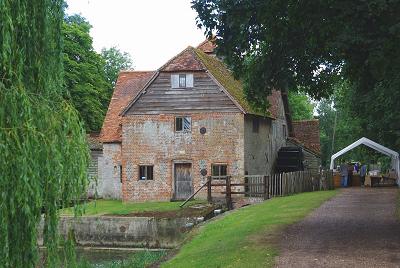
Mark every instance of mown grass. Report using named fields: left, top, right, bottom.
left=61, top=200, right=205, bottom=216
left=77, top=250, right=167, bottom=268
left=162, top=190, right=337, bottom=268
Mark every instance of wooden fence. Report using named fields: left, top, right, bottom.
left=202, top=170, right=334, bottom=210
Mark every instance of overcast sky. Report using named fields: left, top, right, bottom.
left=65, top=0, right=206, bottom=70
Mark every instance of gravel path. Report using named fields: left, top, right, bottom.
left=275, top=188, right=400, bottom=268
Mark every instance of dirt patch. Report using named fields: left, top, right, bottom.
left=104, top=204, right=218, bottom=219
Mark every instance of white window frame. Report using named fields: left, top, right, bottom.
left=171, top=74, right=193, bottom=88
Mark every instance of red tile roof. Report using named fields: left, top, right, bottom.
left=100, top=71, right=154, bottom=142
left=197, top=38, right=217, bottom=54
left=87, top=132, right=102, bottom=150
left=291, top=120, right=321, bottom=154
left=160, top=47, right=205, bottom=72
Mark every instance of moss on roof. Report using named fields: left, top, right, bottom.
left=193, top=48, right=265, bottom=116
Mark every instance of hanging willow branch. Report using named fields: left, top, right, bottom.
left=0, top=0, right=89, bottom=267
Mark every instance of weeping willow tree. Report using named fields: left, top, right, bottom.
left=0, top=0, right=89, bottom=267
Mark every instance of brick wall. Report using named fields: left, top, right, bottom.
left=121, top=112, right=245, bottom=201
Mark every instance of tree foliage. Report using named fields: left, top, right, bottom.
left=288, top=91, right=314, bottom=121
left=0, top=1, right=88, bottom=267
left=192, top=0, right=400, bottom=153
left=63, top=14, right=109, bottom=132
left=318, top=80, right=392, bottom=169
left=318, top=81, right=361, bottom=167
left=101, top=46, right=134, bottom=89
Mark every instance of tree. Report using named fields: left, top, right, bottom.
left=101, top=47, right=134, bottom=89
left=192, top=0, right=400, bottom=150
left=288, top=91, right=314, bottom=121
left=63, top=14, right=109, bottom=132
left=317, top=80, right=391, bottom=168
left=0, top=1, right=88, bottom=267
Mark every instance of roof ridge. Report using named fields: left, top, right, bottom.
left=196, top=39, right=209, bottom=48
left=196, top=37, right=217, bottom=51
left=158, top=46, right=204, bottom=72
left=193, top=48, right=270, bottom=117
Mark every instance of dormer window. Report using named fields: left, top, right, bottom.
left=171, top=74, right=193, bottom=88
left=179, top=74, right=186, bottom=88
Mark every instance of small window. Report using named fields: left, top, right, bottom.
left=252, top=118, right=260, bottom=133
left=139, top=165, right=153, bottom=180
left=171, top=74, right=193, bottom=88
left=119, top=165, right=123, bottom=183
left=212, top=164, right=227, bottom=177
left=175, top=116, right=191, bottom=132
left=179, top=74, right=186, bottom=88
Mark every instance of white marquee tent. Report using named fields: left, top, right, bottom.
left=330, top=137, right=400, bottom=185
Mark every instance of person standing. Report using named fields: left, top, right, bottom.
left=360, top=164, right=367, bottom=186
left=348, top=163, right=353, bottom=187
left=340, top=161, right=349, bottom=187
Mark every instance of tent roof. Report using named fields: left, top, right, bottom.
left=330, top=137, right=399, bottom=183
left=331, top=137, right=398, bottom=161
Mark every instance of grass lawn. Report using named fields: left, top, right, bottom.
left=162, top=190, right=337, bottom=268
left=61, top=200, right=204, bottom=216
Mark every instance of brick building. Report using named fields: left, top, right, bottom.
left=98, top=40, right=318, bottom=201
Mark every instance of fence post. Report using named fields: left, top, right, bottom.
left=226, top=176, right=232, bottom=210
left=268, top=175, right=272, bottom=198
left=207, top=176, right=212, bottom=203
left=263, top=175, right=267, bottom=200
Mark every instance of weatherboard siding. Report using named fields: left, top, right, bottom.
left=126, top=72, right=240, bottom=114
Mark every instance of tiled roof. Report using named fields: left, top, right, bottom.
left=193, top=48, right=268, bottom=116
left=100, top=71, right=154, bottom=142
left=196, top=41, right=287, bottom=119
left=120, top=41, right=282, bottom=118
left=87, top=132, right=102, bottom=150
left=160, top=47, right=205, bottom=72
left=197, top=38, right=217, bottom=54
left=291, top=120, right=321, bottom=155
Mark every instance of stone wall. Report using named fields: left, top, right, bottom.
left=121, top=112, right=245, bottom=201
left=87, top=149, right=103, bottom=198
left=243, top=115, right=272, bottom=175
left=97, top=143, right=122, bottom=199
left=269, top=117, right=289, bottom=173
left=38, top=216, right=197, bottom=249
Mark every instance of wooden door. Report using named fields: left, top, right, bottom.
left=174, top=163, right=193, bottom=200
